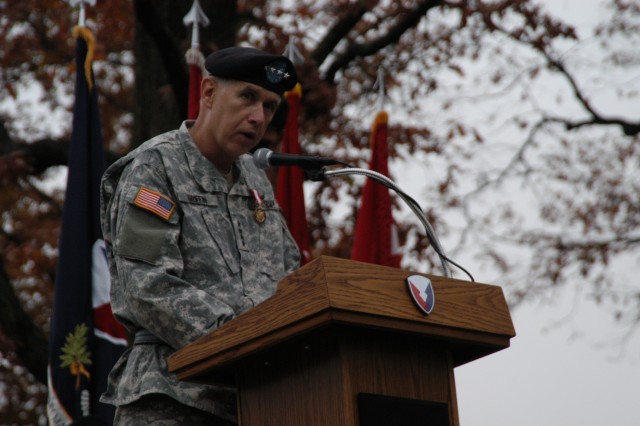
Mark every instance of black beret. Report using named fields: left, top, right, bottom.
left=205, top=47, right=297, bottom=96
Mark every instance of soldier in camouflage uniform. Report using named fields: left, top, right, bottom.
left=100, top=47, right=301, bottom=425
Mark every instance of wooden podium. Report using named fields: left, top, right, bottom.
left=168, top=256, right=515, bottom=425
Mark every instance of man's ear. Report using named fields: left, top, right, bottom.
left=200, top=76, right=217, bottom=107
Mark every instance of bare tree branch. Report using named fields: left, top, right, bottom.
left=487, top=18, right=640, bottom=136
left=522, top=232, right=640, bottom=250
left=546, top=57, right=640, bottom=136
left=321, top=0, right=443, bottom=83
left=311, top=3, right=369, bottom=67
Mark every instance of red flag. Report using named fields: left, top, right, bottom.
left=351, top=110, right=402, bottom=268
left=276, top=84, right=311, bottom=264
left=186, top=48, right=204, bottom=119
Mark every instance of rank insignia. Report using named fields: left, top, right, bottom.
left=406, top=274, right=435, bottom=315
left=265, top=60, right=290, bottom=83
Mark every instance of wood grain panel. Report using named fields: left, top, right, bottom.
left=168, top=256, right=515, bottom=394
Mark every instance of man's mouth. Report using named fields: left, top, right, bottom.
left=239, top=130, right=257, bottom=142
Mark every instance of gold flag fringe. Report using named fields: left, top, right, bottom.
left=72, top=26, right=96, bottom=93
left=370, top=110, right=388, bottom=149
left=285, top=82, right=303, bottom=99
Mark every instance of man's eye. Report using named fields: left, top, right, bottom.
left=265, top=102, right=279, bottom=113
left=242, top=91, right=256, bottom=101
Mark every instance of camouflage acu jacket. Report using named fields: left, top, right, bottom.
left=99, top=121, right=300, bottom=421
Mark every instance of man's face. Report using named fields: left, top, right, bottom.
left=207, top=79, right=281, bottom=160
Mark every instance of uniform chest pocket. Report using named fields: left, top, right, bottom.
left=200, top=209, right=241, bottom=275
left=176, top=193, right=242, bottom=275
left=235, top=202, right=287, bottom=277
left=257, top=206, right=284, bottom=249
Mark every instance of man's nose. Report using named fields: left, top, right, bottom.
left=247, top=104, right=266, bottom=126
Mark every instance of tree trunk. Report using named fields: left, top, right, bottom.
left=132, top=0, right=238, bottom=148
left=0, top=264, right=48, bottom=384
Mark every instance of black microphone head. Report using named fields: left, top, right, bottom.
left=252, top=148, right=272, bottom=170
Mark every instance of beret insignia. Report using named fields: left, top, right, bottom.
left=265, top=60, right=290, bottom=84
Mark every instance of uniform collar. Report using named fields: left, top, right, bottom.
left=178, top=121, right=255, bottom=195
left=179, top=121, right=226, bottom=193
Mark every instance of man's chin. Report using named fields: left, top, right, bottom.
left=243, top=140, right=262, bottom=154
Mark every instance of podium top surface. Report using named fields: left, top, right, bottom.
left=168, top=256, right=515, bottom=381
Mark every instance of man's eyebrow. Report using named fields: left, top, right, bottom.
left=239, top=85, right=257, bottom=94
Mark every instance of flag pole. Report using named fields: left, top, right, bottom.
left=78, top=0, right=85, bottom=27
left=373, top=67, right=386, bottom=112
left=284, top=37, right=305, bottom=65
left=183, top=0, right=210, bottom=119
left=69, top=0, right=97, bottom=27
left=183, top=0, right=209, bottom=51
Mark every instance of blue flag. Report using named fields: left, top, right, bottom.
left=47, top=26, right=127, bottom=425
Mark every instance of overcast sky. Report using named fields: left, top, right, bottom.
left=456, top=287, right=639, bottom=425
left=455, top=1, right=639, bottom=425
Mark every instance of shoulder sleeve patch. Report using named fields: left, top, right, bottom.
left=133, top=187, right=176, bottom=221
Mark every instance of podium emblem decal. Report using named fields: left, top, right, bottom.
left=406, top=275, right=435, bottom=315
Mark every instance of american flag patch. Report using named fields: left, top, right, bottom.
left=133, top=187, right=175, bottom=221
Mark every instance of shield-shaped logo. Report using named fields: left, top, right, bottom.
left=406, top=275, right=435, bottom=315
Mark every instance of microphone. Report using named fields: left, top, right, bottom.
left=252, top=148, right=342, bottom=170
